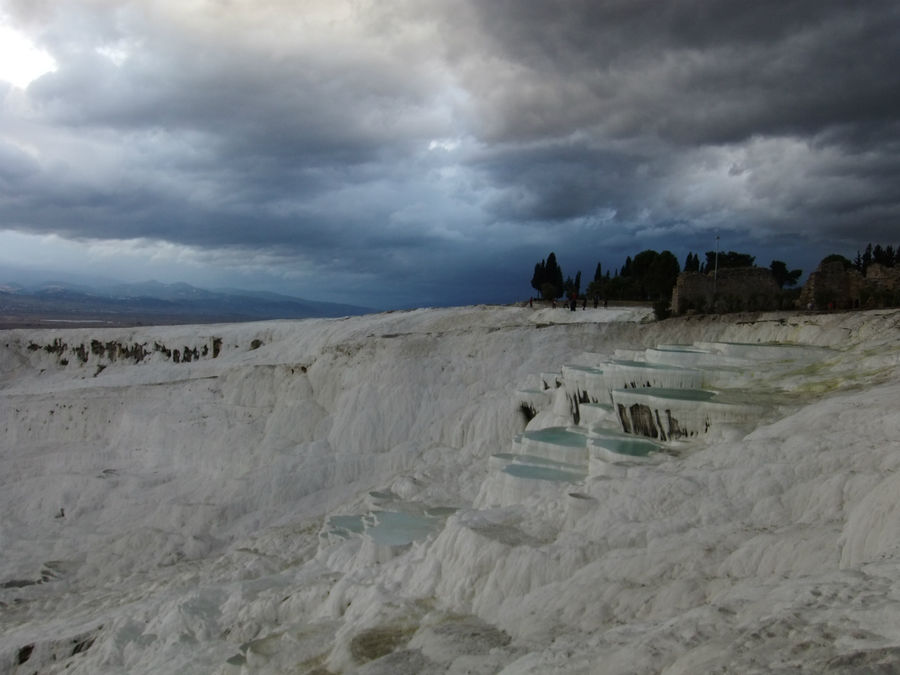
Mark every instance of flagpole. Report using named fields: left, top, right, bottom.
left=714, top=235, right=719, bottom=299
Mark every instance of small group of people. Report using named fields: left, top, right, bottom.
left=528, top=296, right=608, bottom=310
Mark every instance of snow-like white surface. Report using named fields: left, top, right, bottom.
left=2, top=304, right=900, bottom=673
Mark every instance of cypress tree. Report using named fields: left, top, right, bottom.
left=546, top=252, right=564, bottom=297
left=531, top=260, right=546, bottom=293
left=531, top=252, right=564, bottom=299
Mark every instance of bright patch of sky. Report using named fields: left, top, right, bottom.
left=428, top=138, right=460, bottom=152
left=95, top=43, right=131, bottom=67
left=0, top=22, right=56, bottom=89
left=0, top=231, right=211, bottom=286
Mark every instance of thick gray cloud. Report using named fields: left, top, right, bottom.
left=446, top=1, right=900, bottom=143
left=0, top=0, right=898, bottom=307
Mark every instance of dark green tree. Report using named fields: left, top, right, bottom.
left=822, top=254, right=853, bottom=269
left=704, top=250, right=756, bottom=271
left=606, top=249, right=681, bottom=300
left=631, top=250, right=661, bottom=299
left=872, top=244, right=897, bottom=267
left=530, top=261, right=545, bottom=293
left=631, top=250, right=659, bottom=279
left=770, top=260, right=802, bottom=288
left=683, top=252, right=700, bottom=272
left=548, top=253, right=563, bottom=296
left=530, top=252, right=564, bottom=299
left=648, top=250, right=681, bottom=299
left=855, top=244, right=873, bottom=273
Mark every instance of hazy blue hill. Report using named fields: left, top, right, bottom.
left=215, top=287, right=372, bottom=317
left=105, top=281, right=222, bottom=301
left=0, top=279, right=373, bottom=326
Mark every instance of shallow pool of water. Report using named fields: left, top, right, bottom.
left=614, top=387, right=717, bottom=402
left=654, top=344, right=711, bottom=353
left=593, top=436, right=658, bottom=457
left=610, top=359, right=689, bottom=371
left=495, top=452, right=586, bottom=470
left=327, top=507, right=454, bottom=546
left=564, top=365, right=605, bottom=374
left=367, top=511, right=444, bottom=546
left=327, top=515, right=366, bottom=538
left=523, top=427, right=588, bottom=447
left=502, top=463, right=586, bottom=483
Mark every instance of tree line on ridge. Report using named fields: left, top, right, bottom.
left=530, top=241, right=898, bottom=314
left=531, top=249, right=801, bottom=303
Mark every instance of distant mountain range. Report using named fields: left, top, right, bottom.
left=0, top=279, right=373, bottom=328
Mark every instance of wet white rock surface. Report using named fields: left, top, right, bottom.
left=2, top=305, right=900, bottom=673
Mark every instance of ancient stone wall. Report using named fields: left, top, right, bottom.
left=671, top=272, right=713, bottom=314
left=672, top=260, right=900, bottom=314
left=866, top=263, right=900, bottom=292
left=794, top=261, right=899, bottom=309
left=671, top=268, right=781, bottom=314
left=797, top=261, right=861, bottom=309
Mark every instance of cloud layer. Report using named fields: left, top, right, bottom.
left=1, top=0, right=899, bottom=306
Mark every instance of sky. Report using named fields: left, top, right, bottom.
left=1, top=0, right=898, bottom=309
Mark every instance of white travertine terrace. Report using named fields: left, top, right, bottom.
left=2, top=306, right=900, bottom=673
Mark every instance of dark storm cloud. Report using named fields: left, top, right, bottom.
left=2, top=1, right=458, bottom=265
left=445, top=0, right=900, bottom=144
left=469, top=140, right=649, bottom=223
left=434, top=0, right=900, bottom=259
left=30, top=33, right=434, bottom=163
left=1, top=0, right=899, bottom=306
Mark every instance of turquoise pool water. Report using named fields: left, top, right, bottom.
left=564, top=365, right=605, bottom=373
left=326, top=507, right=456, bottom=545
left=523, top=427, right=588, bottom=447
left=654, top=344, right=710, bottom=353
left=494, top=452, right=586, bottom=471
left=502, top=463, right=586, bottom=483
left=593, top=436, right=657, bottom=457
left=327, top=515, right=367, bottom=537
left=367, top=511, right=443, bottom=546
left=613, top=387, right=717, bottom=402
left=610, top=359, right=689, bottom=371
